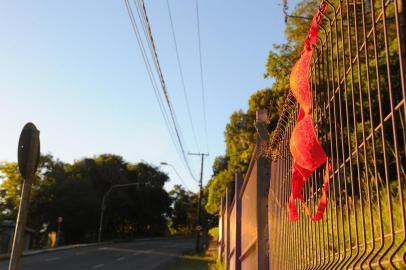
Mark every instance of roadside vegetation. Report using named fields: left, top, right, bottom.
left=167, top=251, right=215, bottom=270
left=0, top=154, right=205, bottom=249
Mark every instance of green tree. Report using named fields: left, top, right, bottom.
left=204, top=0, right=321, bottom=216
left=0, top=154, right=173, bottom=246
left=169, top=185, right=197, bottom=234
left=205, top=88, right=284, bottom=214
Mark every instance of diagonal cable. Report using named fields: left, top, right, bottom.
left=195, top=0, right=209, bottom=153
left=166, top=0, right=200, bottom=153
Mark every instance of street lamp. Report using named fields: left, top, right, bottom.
left=161, top=161, right=203, bottom=252
left=160, top=162, right=190, bottom=191
left=98, top=182, right=141, bottom=242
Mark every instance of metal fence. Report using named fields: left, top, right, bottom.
left=218, top=111, right=270, bottom=270
left=219, top=0, right=405, bottom=269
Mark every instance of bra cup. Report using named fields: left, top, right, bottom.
left=290, top=114, right=327, bottom=172
left=290, top=50, right=313, bottom=115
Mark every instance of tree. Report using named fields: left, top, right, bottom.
left=0, top=154, right=173, bottom=246
left=204, top=0, right=321, bottom=216
left=169, top=185, right=197, bottom=234
left=205, top=88, right=284, bottom=214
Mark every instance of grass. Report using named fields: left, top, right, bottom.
left=167, top=251, right=215, bottom=270
left=283, top=181, right=406, bottom=269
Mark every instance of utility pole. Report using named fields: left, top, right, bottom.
left=188, top=152, right=208, bottom=253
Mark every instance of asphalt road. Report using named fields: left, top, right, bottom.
left=0, top=237, right=194, bottom=270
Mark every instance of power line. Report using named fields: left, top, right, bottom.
left=166, top=0, right=200, bottom=152
left=124, top=0, right=198, bottom=181
left=124, top=0, right=183, bottom=167
left=137, top=0, right=197, bottom=181
left=124, top=0, right=189, bottom=177
left=195, top=0, right=209, bottom=153
left=124, top=0, right=180, bottom=159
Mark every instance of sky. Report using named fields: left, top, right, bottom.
left=0, top=0, right=292, bottom=192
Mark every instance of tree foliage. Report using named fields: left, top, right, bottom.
left=0, top=154, right=172, bottom=246
left=205, top=0, right=405, bottom=217
left=169, top=185, right=197, bottom=234
left=205, top=89, right=284, bottom=214
left=205, top=0, right=320, bottom=215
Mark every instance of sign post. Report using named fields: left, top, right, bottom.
left=57, top=217, right=63, bottom=247
left=8, top=123, right=40, bottom=270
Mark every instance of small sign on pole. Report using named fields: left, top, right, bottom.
left=8, top=123, right=40, bottom=270
left=57, top=217, right=63, bottom=247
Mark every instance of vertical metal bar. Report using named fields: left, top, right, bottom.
left=347, top=0, right=368, bottom=268
left=396, top=0, right=406, bottom=102
left=389, top=3, right=406, bottom=263
left=341, top=0, right=359, bottom=267
left=377, top=1, right=403, bottom=268
left=256, top=110, right=270, bottom=270
left=282, top=135, right=288, bottom=270
left=281, top=150, right=286, bottom=270
left=334, top=2, right=352, bottom=268
left=321, top=10, right=337, bottom=268
left=225, top=187, right=231, bottom=270
left=366, top=0, right=390, bottom=267
left=325, top=2, right=345, bottom=268
left=275, top=151, right=282, bottom=270
left=319, top=41, right=327, bottom=270
left=220, top=195, right=225, bottom=263
left=282, top=139, right=287, bottom=270
left=357, top=0, right=378, bottom=268
left=319, top=25, right=332, bottom=269
left=312, top=51, right=323, bottom=269
left=235, top=172, right=242, bottom=270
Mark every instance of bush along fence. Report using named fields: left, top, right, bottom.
left=218, top=0, right=406, bottom=269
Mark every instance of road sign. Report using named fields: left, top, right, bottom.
left=17, top=123, right=40, bottom=179
left=9, top=123, right=40, bottom=270
left=58, top=217, right=63, bottom=223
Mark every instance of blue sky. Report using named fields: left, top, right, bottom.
left=0, top=0, right=292, bottom=192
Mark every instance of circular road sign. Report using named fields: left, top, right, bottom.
left=18, top=123, right=40, bottom=179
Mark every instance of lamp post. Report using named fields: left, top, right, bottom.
left=161, top=159, right=207, bottom=252
left=160, top=162, right=190, bottom=191
left=98, top=183, right=141, bottom=242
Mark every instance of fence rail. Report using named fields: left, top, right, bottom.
left=218, top=0, right=405, bottom=269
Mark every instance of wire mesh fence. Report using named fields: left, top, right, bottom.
left=268, top=0, right=406, bottom=269
left=217, top=0, right=405, bottom=269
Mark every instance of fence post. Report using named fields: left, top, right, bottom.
left=225, top=187, right=233, bottom=270
left=255, top=109, right=270, bottom=270
left=219, top=195, right=225, bottom=262
left=234, top=172, right=243, bottom=270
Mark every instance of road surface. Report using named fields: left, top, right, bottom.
left=0, top=237, right=194, bottom=270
